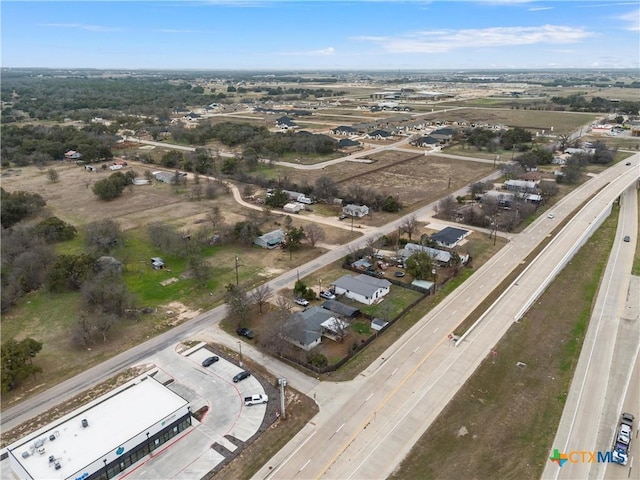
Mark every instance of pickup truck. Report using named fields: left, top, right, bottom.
left=244, top=394, right=268, bottom=406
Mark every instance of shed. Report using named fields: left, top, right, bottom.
left=410, top=279, right=434, bottom=292
left=151, top=257, right=165, bottom=269
left=283, top=203, right=302, bottom=214
left=371, top=318, right=389, bottom=331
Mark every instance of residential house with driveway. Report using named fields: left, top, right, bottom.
left=364, top=129, right=393, bottom=140
left=331, top=125, right=360, bottom=136
left=343, top=204, right=369, bottom=218
left=332, top=274, right=391, bottom=305
left=430, top=227, right=471, bottom=249
left=411, top=136, right=440, bottom=148
left=429, top=127, right=456, bottom=143
left=275, top=116, right=297, bottom=129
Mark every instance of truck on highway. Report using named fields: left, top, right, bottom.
left=612, top=412, right=634, bottom=466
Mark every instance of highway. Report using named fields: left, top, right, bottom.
left=254, top=157, right=639, bottom=479
left=542, top=184, right=639, bottom=480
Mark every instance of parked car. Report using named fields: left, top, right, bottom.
left=338, top=214, right=347, bottom=220
left=244, top=394, right=268, bottom=406
left=233, top=370, right=251, bottom=383
left=547, top=212, right=555, bottom=219
left=623, top=235, right=631, bottom=242
left=236, top=327, right=255, bottom=339
left=626, top=162, right=632, bottom=166
left=295, top=297, right=310, bottom=306
left=202, top=356, right=219, bottom=367
left=319, top=291, right=336, bottom=300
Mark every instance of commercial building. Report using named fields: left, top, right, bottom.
left=6, top=375, right=191, bottom=480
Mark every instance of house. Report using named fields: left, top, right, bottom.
left=153, top=171, right=186, bottom=184
left=331, top=125, right=360, bottom=136
left=276, top=116, right=297, bottom=129
left=321, top=300, right=360, bottom=318
left=364, top=129, right=392, bottom=140
left=182, top=112, right=201, bottom=121
left=402, top=243, right=452, bottom=266
left=351, top=258, right=371, bottom=271
left=283, top=203, right=302, bottom=214
left=338, top=138, right=361, bottom=148
left=430, top=227, right=471, bottom=249
left=503, top=179, right=537, bottom=193
left=411, top=136, right=440, bottom=148
left=254, top=229, right=286, bottom=249
left=343, top=204, right=369, bottom=218
left=64, top=150, right=82, bottom=160
left=332, top=274, right=391, bottom=305
left=483, top=190, right=516, bottom=208
left=151, top=257, right=165, bottom=269
left=283, top=307, right=340, bottom=351
left=429, top=128, right=456, bottom=142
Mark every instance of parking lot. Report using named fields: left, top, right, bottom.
left=120, top=342, right=272, bottom=479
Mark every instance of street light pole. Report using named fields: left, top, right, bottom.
left=238, top=341, right=243, bottom=367
left=235, top=256, right=239, bottom=286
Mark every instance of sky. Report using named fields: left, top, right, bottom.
left=1, top=0, right=639, bottom=70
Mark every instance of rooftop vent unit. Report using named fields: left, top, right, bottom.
left=49, top=434, right=56, bottom=441
left=54, top=461, right=61, bottom=470
left=81, top=419, right=89, bottom=428
left=49, top=455, right=55, bottom=463
left=21, top=452, right=29, bottom=459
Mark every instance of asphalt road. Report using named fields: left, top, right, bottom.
left=253, top=156, right=639, bottom=479
left=542, top=184, right=639, bottom=480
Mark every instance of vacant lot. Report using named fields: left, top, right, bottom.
left=390, top=206, right=620, bottom=480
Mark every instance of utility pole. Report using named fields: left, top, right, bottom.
left=235, top=256, right=240, bottom=286
left=278, top=378, right=287, bottom=419
left=238, top=341, right=243, bottom=367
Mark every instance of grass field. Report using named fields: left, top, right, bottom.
left=389, top=205, right=622, bottom=480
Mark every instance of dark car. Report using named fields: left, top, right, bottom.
left=623, top=236, right=631, bottom=242
left=236, top=327, right=255, bottom=339
left=202, top=356, right=219, bottom=367
left=233, top=370, right=250, bottom=383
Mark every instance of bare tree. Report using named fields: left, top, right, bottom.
left=305, top=223, right=326, bottom=248
left=436, top=195, right=457, bottom=220
left=190, top=184, right=202, bottom=201
left=72, top=312, right=94, bottom=348
left=94, top=313, right=117, bottom=343
left=208, top=206, right=225, bottom=230
left=188, top=255, right=212, bottom=287
left=85, top=219, right=123, bottom=254
left=327, top=316, right=349, bottom=343
left=251, top=284, right=273, bottom=313
left=224, top=284, right=250, bottom=327
left=400, top=214, right=419, bottom=241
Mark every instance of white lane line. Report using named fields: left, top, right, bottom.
left=263, top=431, right=316, bottom=479
left=336, top=423, right=345, bottom=433
left=366, top=393, right=373, bottom=401
left=300, top=459, right=310, bottom=472
left=391, top=367, right=398, bottom=376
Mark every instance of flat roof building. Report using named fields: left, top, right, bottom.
left=7, top=375, right=191, bottom=480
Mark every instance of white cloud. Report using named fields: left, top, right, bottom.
left=38, top=23, right=121, bottom=32
left=273, top=47, right=335, bottom=56
left=528, top=6, right=553, bottom=11
left=618, top=9, right=640, bottom=31
left=354, top=25, right=593, bottom=53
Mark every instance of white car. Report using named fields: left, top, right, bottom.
left=618, top=424, right=632, bottom=444
left=319, top=291, right=336, bottom=300
left=547, top=213, right=555, bottom=219
left=295, top=298, right=309, bottom=306
left=244, top=394, right=268, bottom=406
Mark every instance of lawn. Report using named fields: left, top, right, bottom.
left=389, top=204, right=620, bottom=480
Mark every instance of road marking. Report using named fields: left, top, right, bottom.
left=300, top=460, right=310, bottom=472
left=263, top=431, right=316, bottom=479
left=366, top=393, right=373, bottom=401
left=413, top=346, right=419, bottom=353
left=315, top=334, right=449, bottom=479
left=433, top=328, right=439, bottom=333
left=391, top=367, right=398, bottom=376
left=336, top=423, right=345, bottom=433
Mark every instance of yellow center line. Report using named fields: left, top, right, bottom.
left=315, top=332, right=450, bottom=479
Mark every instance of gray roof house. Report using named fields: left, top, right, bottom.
left=276, top=116, right=297, bottom=129
left=411, top=136, right=440, bottom=148
left=402, top=243, right=451, bottom=265
left=283, top=307, right=341, bottom=351
left=254, top=229, right=286, bottom=249
left=332, top=274, right=391, bottom=305
left=365, top=129, right=392, bottom=140
left=332, top=125, right=360, bottom=136
left=321, top=300, right=360, bottom=318
left=430, top=227, right=471, bottom=248
left=338, top=138, right=361, bottom=148
left=343, top=204, right=369, bottom=218
left=430, top=127, right=456, bottom=141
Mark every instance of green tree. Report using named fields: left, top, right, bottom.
left=265, top=189, right=288, bottom=208
left=47, top=253, right=98, bottom=291
left=0, top=188, right=46, bottom=228
left=382, top=195, right=401, bottom=212
left=1, top=337, right=43, bottom=393
left=285, top=226, right=305, bottom=260
left=405, top=251, right=434, bottom=280
left=47, top=168, right=59, bottom=183
left=33, top=216, right=78, bottom=243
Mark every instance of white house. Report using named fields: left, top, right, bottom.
left=332, top=274, right=391, bottom=305
left=343, top=204, right=369, bottom=218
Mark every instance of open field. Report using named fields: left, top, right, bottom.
left=390, top=205, right=621, bottom=480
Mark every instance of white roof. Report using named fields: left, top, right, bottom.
left=8, top=376, right=188, bottom=480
